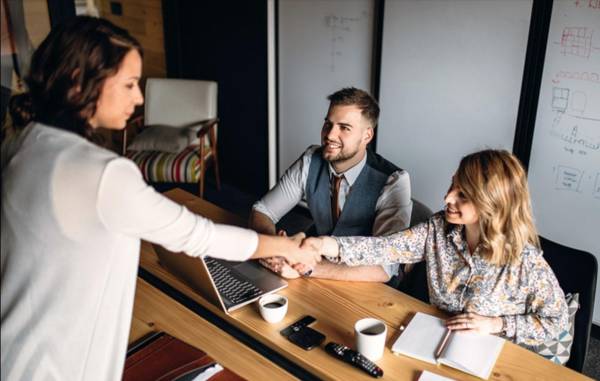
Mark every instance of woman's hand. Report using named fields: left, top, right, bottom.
left=258, top=230, right=302, bottom=278
left=301, top=236, right=340, bottom=258
left=445, top=312, right=503, bottom=335
left=281, top=232, right=322, bottom=269
left=259, top=257, right=301, bottom=279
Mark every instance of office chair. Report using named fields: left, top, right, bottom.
left=392, top=199, right=433, bottom=294
left=124, top=78, right=220, bottom=198
left=540, top=236, right=597, bottom=372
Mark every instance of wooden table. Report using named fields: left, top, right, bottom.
left=129, top=278, right=295, bottom=380
left=133, top=188, right=591, bottom=381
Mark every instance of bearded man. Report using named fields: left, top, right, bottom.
left=249, top=87, right=412, bottom=283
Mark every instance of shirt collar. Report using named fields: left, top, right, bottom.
left=328, top=152, right=368, bottom=186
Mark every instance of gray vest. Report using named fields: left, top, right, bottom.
left=305, top=148, right=400, bottom=236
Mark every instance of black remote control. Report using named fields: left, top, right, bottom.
left=280, top=315, right=317, bottom=337
left=324, top=342, right=383, bottom=378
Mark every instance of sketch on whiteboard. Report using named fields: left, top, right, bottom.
left=548, top=84, right=600, bottom=156
left=594, top=173, right=600, bottom=199
left=324, top=13, right=364, bottom=72
left=553, top=70, right=600, bottom=84
left=560, top=27, right=593, bottom=58
left=552, top=87, right=570, bottom=112
left=555, top=165, right=584, bottom=191
left=571, top=90, right=587, bottom=113
left=551, top=125, right=600, bottom=153
left=574, top=0, right=600, bottom=9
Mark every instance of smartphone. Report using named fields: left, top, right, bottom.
left=287, top=326, right=326, bottom=350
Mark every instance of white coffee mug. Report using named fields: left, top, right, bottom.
left=354, top=318, right=387, bottom=361
left=258, top=294, right=288, bottom=323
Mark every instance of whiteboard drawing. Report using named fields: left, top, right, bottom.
left=574, top=0, right=600, bottom=9
left=325, top=13, right=363, bottom=72
left=548, top=77, right=600, bottom=155
left=594, top=173, right=600, bottom=198
left=555, top=165, right=584, bottom=191
left=551, top=124, right=600, bottom=155
left=571, top=90, right=587, bottom=113
left=552, top=87, right=570, bottom=112
left=560, top=27, right=593, bottom=58
left=553, top=70, right=600, bottom=84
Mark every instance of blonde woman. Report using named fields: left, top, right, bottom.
left=303, top=149, right=568, bottom=352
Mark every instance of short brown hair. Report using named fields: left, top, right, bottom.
left=327, top=87, right=379, bottom=128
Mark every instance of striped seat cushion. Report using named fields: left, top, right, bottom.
left=126, top=146, right=212, bottom=183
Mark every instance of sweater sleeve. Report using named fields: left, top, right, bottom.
left=336, top=219, right=431, bottom=266
left=501, top=251, right=569, bottom=347
left=96, top=158, right=258, bottom=261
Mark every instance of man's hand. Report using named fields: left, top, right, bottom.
left=282, top=232, right=321, bottom=268
left=258, top=230, right=301, bottom=278
left=258, top=231, right=319, bottom=278
left=445, top=312, right=503, bottom=335
left=259, top=256, right=301, bottom=279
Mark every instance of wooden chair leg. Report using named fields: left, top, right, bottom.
left=210, top=125, right=221, bottom=190
left=213, top=154, right=221, bottom=191
left=199, top=142, right=206, bottom=198
left=212, top=133, right=221, bottom=190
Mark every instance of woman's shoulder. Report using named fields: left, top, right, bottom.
left=520, top=243, right=543, bottom=259
left=36, top=123, right=121, bottom=162
left=516, top=243, right=547, bottom=269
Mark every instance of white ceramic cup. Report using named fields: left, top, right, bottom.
left=354, top=318, right=387, bottom=361
left=258, top=294, right=288, bottom=323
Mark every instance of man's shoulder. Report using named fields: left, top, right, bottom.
left=366, top=149, right=403, bottom=177
left=304, top=145, right=322, bottom=159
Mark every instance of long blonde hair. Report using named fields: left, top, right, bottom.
left=454, top=149, right=539, bottom=265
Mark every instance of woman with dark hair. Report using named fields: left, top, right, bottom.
left=1, top=16, right=319, bottom=380
left=303, top=150, right=569, bottom=355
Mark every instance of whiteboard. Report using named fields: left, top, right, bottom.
left=527, top=0, right=600, bottom=324
left=278, top=0, right=374, bottom=174
left=376, top=0, right=532, bottom=211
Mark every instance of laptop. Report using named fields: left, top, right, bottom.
left=154, top=245, right=288, bottom=314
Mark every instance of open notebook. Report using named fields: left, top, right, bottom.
left=392, top=312, right=505, bottom=380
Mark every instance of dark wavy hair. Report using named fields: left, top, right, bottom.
left=8, top=16, right=142, bottom=138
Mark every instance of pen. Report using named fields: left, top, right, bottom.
left=435, top=329, right=452, bottom=359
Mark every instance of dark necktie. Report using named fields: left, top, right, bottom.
left=331, top=175, right=343, bottom=226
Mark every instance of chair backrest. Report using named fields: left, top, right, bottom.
left=539, top=236, right=597, bottom=372
left=409, top=198, right=434, bottom=226
left=145, top=78, right=218, bottom=127
left=395, top=199, right=433, bottom=297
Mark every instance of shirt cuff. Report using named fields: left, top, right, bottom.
left=382, top=263, right=400, bottom=279
left=252, top=202, right=279, bottom=224
left=210, top=224, right=259, bottom=261
left=501, top=315, right=517, bottom=340
left=334, top=236, right=361, bottom=266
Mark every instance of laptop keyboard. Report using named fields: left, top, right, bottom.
left=204, top=257, right=264, bottom=305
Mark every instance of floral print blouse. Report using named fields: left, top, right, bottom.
left=334, top=211, right=569, bottom=349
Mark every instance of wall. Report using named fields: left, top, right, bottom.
left=163, top=1, right=270, bottom=197
left=23, top=0, right=51, bottom=47
left=97, top=0, right=166, bottom=78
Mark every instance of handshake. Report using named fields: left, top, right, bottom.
left=260, top=231, right=339, bottom=279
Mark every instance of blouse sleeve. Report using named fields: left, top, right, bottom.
left=96, top=158, right=258, bottom=261
left=335, top=219, right=431, bottom=266
left=502, top=251, right=569, bottom=347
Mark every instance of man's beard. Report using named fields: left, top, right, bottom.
left=322, top=142, right=360, bottom=163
